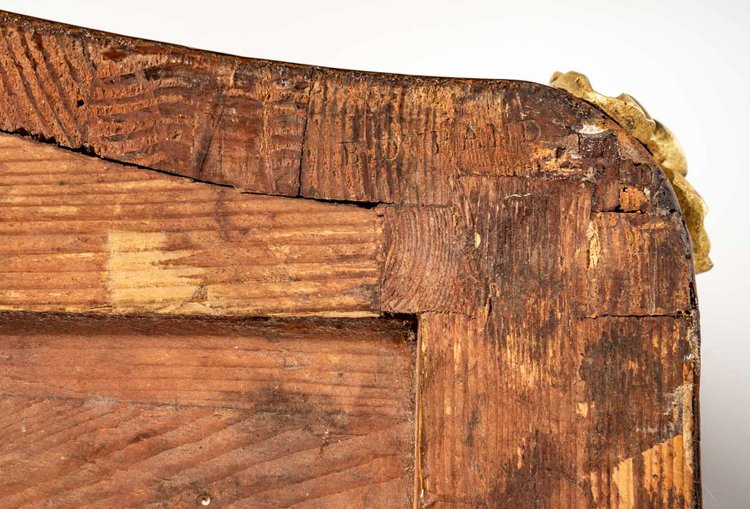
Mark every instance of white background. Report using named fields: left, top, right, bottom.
left=1, top=1, right=747, bottom=506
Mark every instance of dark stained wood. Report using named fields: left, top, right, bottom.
left=302, top=68, right=698, bottom=506
left=0, top=10, right=701, bottom=509
left=301, top=71, right=595, bottom=205
left=0, top=313, right=416, bottom=508
left=574, top=316, right=697, bottom=508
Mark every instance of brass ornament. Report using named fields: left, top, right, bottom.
left=550, top=71, right=712, bottom=273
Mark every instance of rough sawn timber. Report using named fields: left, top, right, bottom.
left=0, top=10, right=701, bottom=509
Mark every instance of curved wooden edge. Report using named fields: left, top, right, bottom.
left=0, top=10, right=700, bottom=508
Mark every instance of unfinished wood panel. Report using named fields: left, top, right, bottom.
left=418, top=312, right=586, bottom=508
left=585, top=212, right=694, bottom=316
left=416, top=314, right=697, bottom=509
left=575, top=317, right=697, bottom=509
left=0, top=11, right=310, bottom=194
left=0, top=313, right=416, bottom=508
left=0, top=133, right=382, bottom=316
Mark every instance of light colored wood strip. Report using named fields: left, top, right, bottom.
left=0, top=133, right=383, bottom=316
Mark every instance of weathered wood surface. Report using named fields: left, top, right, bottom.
left=0, top=133, right=382, bottom=316
left=0, top=12, right=310, bottom=195
left=0, top=314, right=416, bottom=508
left=0, top=10, right=701, bottom=509
left=300, top=72, right=699, bottom=508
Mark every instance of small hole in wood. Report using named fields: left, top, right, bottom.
left=76, top=99, right=85, bottom=107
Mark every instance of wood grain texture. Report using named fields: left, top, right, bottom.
left=301, top=71, right=594, bottom=205
left=415, top=178, right=593, bottom=507
left=575, top=317, right=697, bottom=509
left=0, top=133, right=383, bottom=316
left=0, top=11, right=702, bottom=508
left=585, top=212, right=693, bottom=316
left=0, top=313, right=416, bottom=508
left=300, top=70, right=699, bottom=507
left=0, top=11, right=310, bottom=195
left=302, top=71, right=699, bottom=508
left=379, top=204, right=482, bottom=314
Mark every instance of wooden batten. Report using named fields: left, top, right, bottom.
left=0, top=134, right=383, bottom=317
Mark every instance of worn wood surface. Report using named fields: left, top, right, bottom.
left=0, top=314, right=416, bottom=508
left=302, top=71, right=698, bottom=506
left=0, top=12, right=310, bottom=195
left=0, top=133, right=382, bottom=316
left=0, top=10, right=701, bottom=509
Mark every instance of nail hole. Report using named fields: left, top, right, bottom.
left=76, top=99, right=85, bottom=107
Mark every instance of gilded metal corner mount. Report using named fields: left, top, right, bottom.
left=550, top=71, right=712, bottom=273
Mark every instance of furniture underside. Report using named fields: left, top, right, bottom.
left=0, top=11, right=701, bottom=508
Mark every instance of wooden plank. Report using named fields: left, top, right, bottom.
left=416, top=313, right=696, bottom=508
left=0, top=11, right=310, bottom=195
left=414, top=178, right=593, bottom=507
left=301, top=70, right=597, bottom=205
left=0, top=313, right=416, bottom=508
left=0, top=133, right=383, bottom=316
